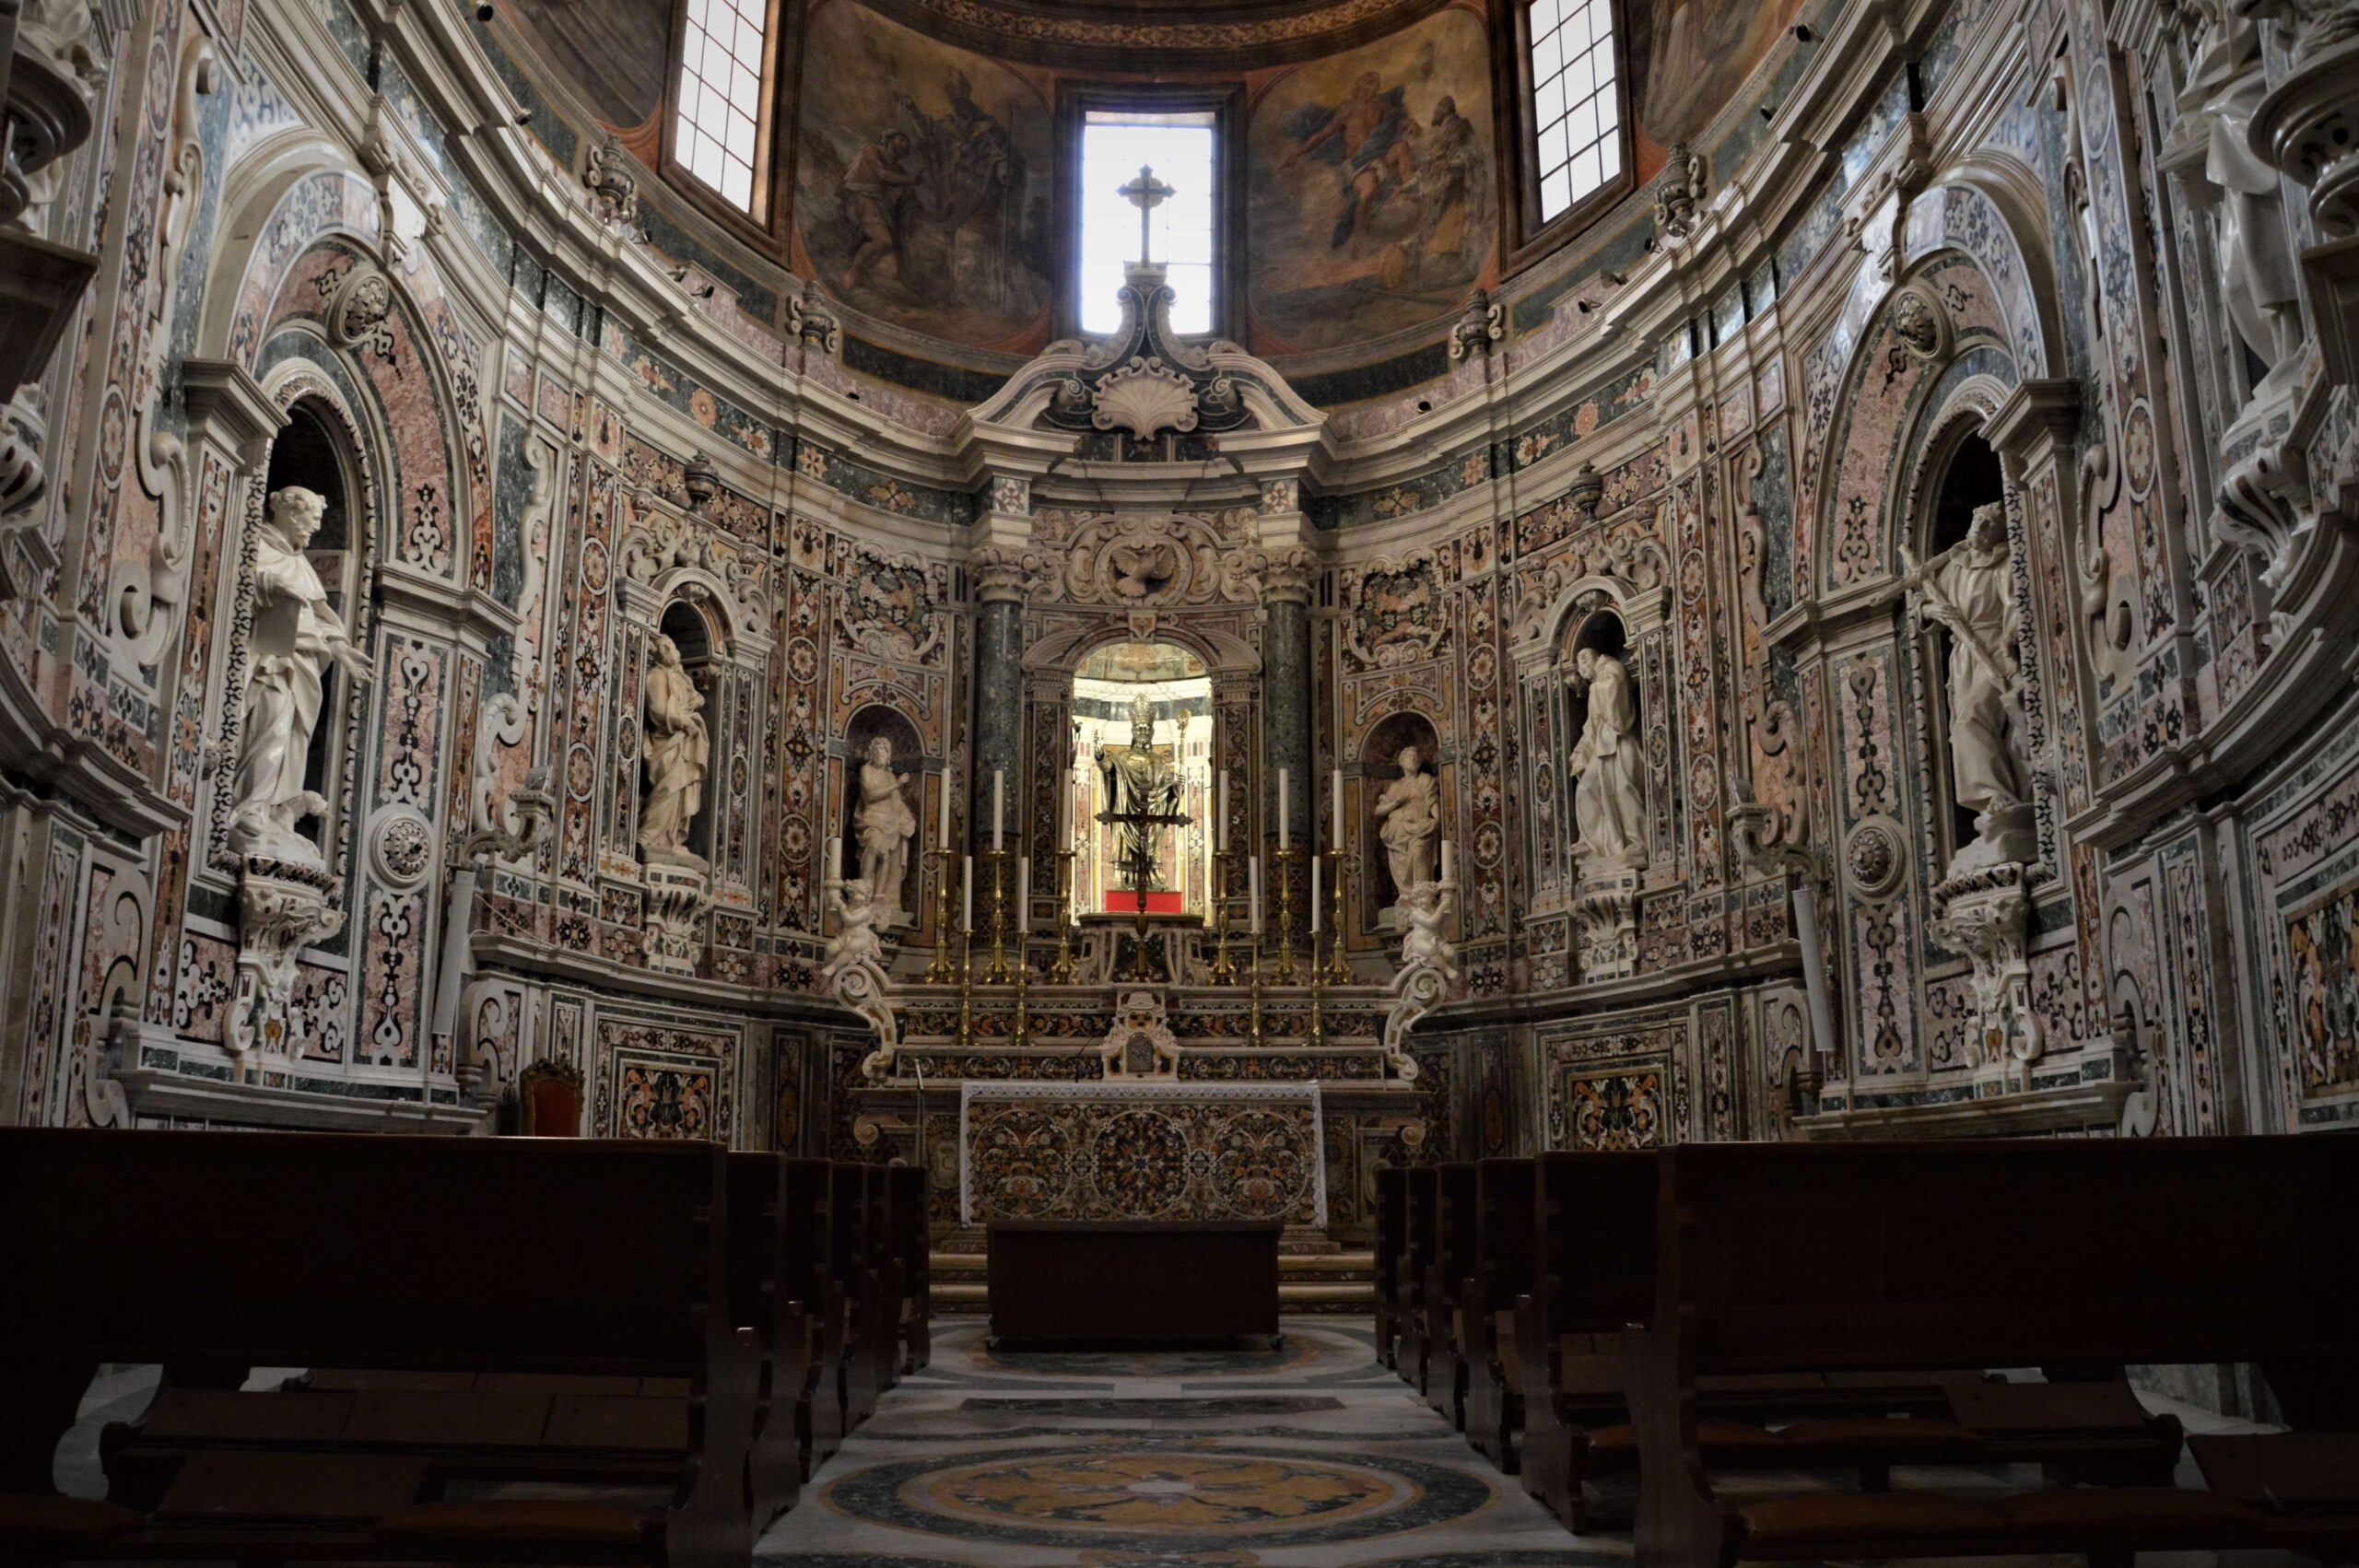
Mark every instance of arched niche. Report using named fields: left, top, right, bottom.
left=1908, top=423, right=2013, bottom=871
left=1557, top=603, right=1647, bottom=874
left=651, top=598, right=723, bottom=866
left=1360, top=710, right=1443, bottom=928
left=261, top=402, right=369, bottom=866
left=1069, top=638, right=1216, bottom=917
left=840, top=703, right=925, bottom=930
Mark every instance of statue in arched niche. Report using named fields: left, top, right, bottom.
left=638, top=632, right=710, bottom=864
left=852, top=734, right=917, bottom=924
left=228, top=486, right=370, bottom=865
left=1371, top=743, right=1440, bottom=912
left=1567, top=646, right=1648, bottom=872
left=1893, top=500, right=2031, bottom=872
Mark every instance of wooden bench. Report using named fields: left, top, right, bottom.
left=1625, top=1137, right=2359, bottom=1566
left=727, top=1152, right=810, bottom=1526
left=1396, top=1164, right=1440, bottom=1395
left=1461, top=1156, right=1536, bottom=1471
left=886, top=1163, right=932, bottom=1375
left=862, top=1164, right=902, bottom=1396
left=830, top=1163, right=884, bottom=1431
left=782, top=1157, right=847, bottom=1473
left=1373, top=1165, right=1407, bottom=1370
left=0, top=1129, right=758, bottom=1566
left=1423, top=1162, right=1480, bottom=1427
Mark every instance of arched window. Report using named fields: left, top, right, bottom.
left=1525, top=0, right=1624, bottom=224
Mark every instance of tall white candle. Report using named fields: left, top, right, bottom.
left=1278, top=769, right=1289, bottom=851
left=835, top=837, right=846, bottom=882
left=962, top=856, right=974, bottom=932
left=992, top=770, right=1004, bottom=851
left=1057, top=768, right=1070, bottom=849
left=1440, top=837, right=1455, bottom=883
left=938, top=770, right=952, bottom=850
left=1332, top=768, right=1344, bottom=848
left=1792, top=881, right=1837, bottom=1061
left=1217, top=773, right=1229, bottom=852
left=1250, top=856, right=1263, bottom=934
left=1311, top=856, right=1322, bottom=933
left=1016, top=856, right=1030, bottom=931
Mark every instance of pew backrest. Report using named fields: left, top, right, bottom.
left=1537, top=1151, right=1656, bottom=1336
left=1474, top=1157, right=1536, bottom=1305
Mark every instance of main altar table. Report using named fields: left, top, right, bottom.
left=958, top=1081, right=1328, bottom=1227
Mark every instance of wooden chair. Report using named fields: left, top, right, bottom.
left=0, top=1129, right=757, bottom=1566
left=515, top=1058, right=584, bottom=1137
left=1625, top=1137, right=2359, bottom=1566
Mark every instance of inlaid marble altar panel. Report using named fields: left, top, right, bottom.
left=960, top=1081, right=1328, bottom=1227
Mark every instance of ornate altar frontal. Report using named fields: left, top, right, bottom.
left=959, top=1081, right=1328, bottom=1227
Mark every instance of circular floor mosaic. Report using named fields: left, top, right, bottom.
left=824, top=1441, right=1493, bottom=1550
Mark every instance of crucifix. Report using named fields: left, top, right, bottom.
left=1118, top=164, right=1176, bottom=266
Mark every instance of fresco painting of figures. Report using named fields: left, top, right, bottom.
left=793, top=0, right=1056, bottom=347
left=1245, top=5, right=1495, bottom=354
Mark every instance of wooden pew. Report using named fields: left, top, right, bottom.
left=1396, top=1164, right=1440, bottom=1394
left=1625, top=1137, right=2359, bottom=1566
left=1461, top=1156, right=1536, bottom=1471
left=782, top=1158, right=846, bottom=1473
left=862, top=1164, right=901, bottom=1395
left=1514, top=1151, right=1658, bottom=1527
left=727, top=1152, right=808, bottom=1526
left=830, top=1163, right=882, bottom=1431
left=886, top=1163, right=933, bottom=1375
left=1372, top=1165, right=1407, bottom=1370
left=1423, top=1162, right=1480, bottom=1427
left=0, top=1129, right=757, bottom=1566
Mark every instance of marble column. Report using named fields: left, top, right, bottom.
left=1257, top=548, right=1316, bottom=849
left=970, top=546, right=1028, bottom=853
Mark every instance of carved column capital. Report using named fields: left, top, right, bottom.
left=970, top=544, right=1033, bottom=605
left=1243, top=545, right=1316, bottom=605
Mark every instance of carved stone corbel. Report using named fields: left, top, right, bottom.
left=229, top=857, right=346, bottom=1073
left=1928, top=860, right=2042, bottom=1076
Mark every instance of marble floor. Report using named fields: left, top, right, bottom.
left=759, top=1316, right=1621, bottom=1568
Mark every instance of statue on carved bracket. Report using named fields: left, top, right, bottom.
left=1892, top=501, right=2032, bottom=873
left=1371, top=744, right=1440, bottom=915
left=638, top=632, right=710, bottom=864
left=228, top=486, right=370, bottom=866
left=853, top=734, right=917, bottom=925
left=1567, top=647, right=1648, bottom=872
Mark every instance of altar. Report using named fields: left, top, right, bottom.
left=959, top=1081, right=1327, bottom=1226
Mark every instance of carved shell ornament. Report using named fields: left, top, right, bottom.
left=1091, top=356, right=1200, bottom=440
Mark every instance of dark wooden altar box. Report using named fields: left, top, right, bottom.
left=985, top=1222, right=1283, bottom=1348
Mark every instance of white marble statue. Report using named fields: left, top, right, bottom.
left=2182, top=14, right=2306, bottom=392
left=227, top=486, right=369, bottom=865
left=1895, top=501, right=2031, bottom=872
left=1395, top=877, right=1460, bottom=984
left=1567, top=647, right=1648, bottom=872
left=820, top=873, right=887, bottom=984
left=638, top=632, right=710, bottom=863
left=1370, top=743, right=1440, bottom=911
left=852, top=734, right=917, bottom=924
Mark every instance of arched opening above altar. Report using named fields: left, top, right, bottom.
left=1071, top=639, right=1215, bottom=918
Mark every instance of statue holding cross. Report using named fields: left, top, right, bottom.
left=1118, top=164, right=1175, bottom=265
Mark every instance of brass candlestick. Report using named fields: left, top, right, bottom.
left=955, top=925, right=975, bottom=1047
left=1011, top=907, right=1032, bottom=1047
left=924, top=847, right=958, bottom=983
left=1247, top=939, right=1265, bottom=1048
left=1325, top=848, right=1352, bottom=983
left=1047, top=848, right=1079, bottom=984
left=1273, top=845, right=1300, bottom=984
left=1309, top=953, right=1326, bottom=1047
left=984, top=848, right=1012, bottom=983
left=1209, top=848, right=1237, bottom=985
